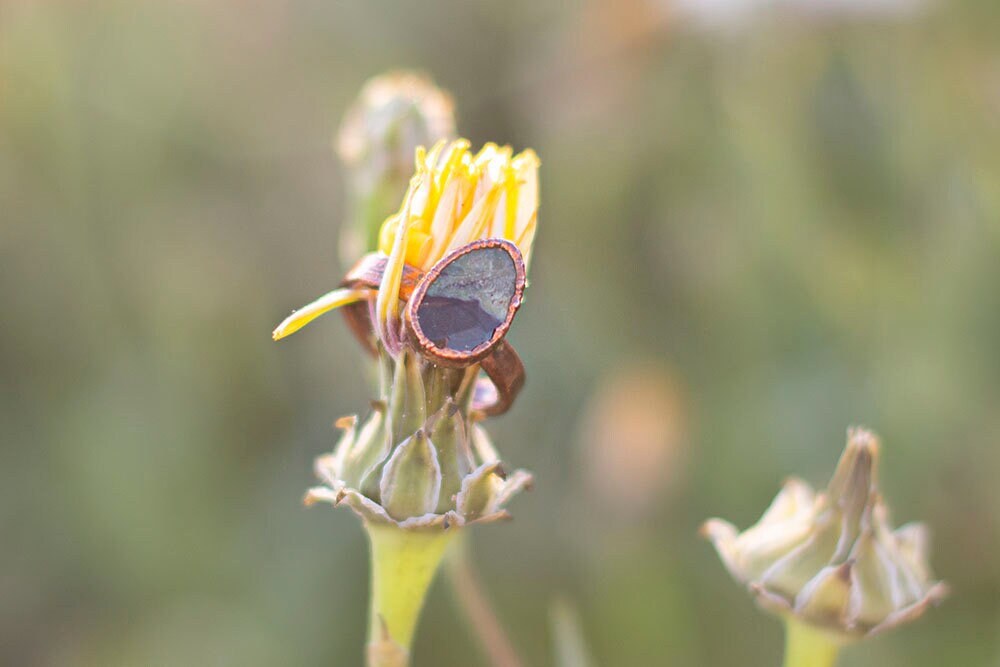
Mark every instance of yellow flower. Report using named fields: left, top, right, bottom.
left=273, top=139, right=539, bottom=341
left=376, top=139, right=539, bottom=271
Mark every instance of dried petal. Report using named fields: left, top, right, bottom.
left=470, top=423, right=500, bottom=464
left=326, top=415, right=359, bottom=478
left=456, top=462, right=505, bottom=520
left=428, top=400, right=474, bottom=513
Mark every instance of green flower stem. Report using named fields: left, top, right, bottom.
left=365, top=523, right=457, bottom=667
left=782, top=619, right=841, bottom=667
left=340, top=180, right=399, bottom=267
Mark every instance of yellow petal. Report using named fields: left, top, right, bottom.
left=516, top=213, right=537, bottom=268
left=490, top=185, right=509, bottom=240
left=426, top=178, right=462, bottom=267
left=378, top=199, right=432, bottom=268
left=406, top=229, right=433, bottom=268
left=512, top=150, right=539, bottom=240
left=408, top=170, right=433, bottom=228
left=377, top=173, right=422, bottom=343
left=425, top=139, right=448, bottom=172
left=272, top=287, right=372, bottom=340
left=371, top=140, right=538, bottom=273
left=491, top=161, right=520, bottom=240
left=454, top=171, right=478, bottom=230
left=444, top=184, right=501, bottom=255
left=473, top=142, right=498, bottom=168
left=378, top=214, right=401, bottom=256
left=436, top=139, right=470, bottom=190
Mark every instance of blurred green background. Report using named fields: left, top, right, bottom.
left=3, top=0, right=1000, bottom=665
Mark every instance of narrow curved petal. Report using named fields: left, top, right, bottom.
left=272, top=287, right=372, bottom=340
left=376, top=173, right=422, bottom=351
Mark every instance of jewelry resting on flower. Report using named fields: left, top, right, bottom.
left=330, top=239, right=527, bottom=417
left=405, top=239, right=525, bottom=367
left=273, top=140, right=538, bottom=417
left=273, top=140, right=537, bottom=338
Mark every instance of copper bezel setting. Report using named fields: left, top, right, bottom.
left=404, top=238, right=527, bottom=369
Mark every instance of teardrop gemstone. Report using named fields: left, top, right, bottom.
left=413, top=244, right=520, bottom=355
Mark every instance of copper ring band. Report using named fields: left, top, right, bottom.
left=338, top=251, right=526, bottom=418
left=343, top=252, right=424, bottom=297
left=403, top=239, right=526, bottom=368
left=474, top=339, right=525, bottom=418
left=339, top=253, right=423, bottom=356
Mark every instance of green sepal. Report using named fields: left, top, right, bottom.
left=340, top=402, right=390, bottom=490
left=380, top=430, right=442, bottom=521
left=455, top=461, right=504, bottom=521
left=428, top=400, right=474, bottom=513
left=388, top=351, right=427, bottom=446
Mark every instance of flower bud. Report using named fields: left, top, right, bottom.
left=380, top=430, right=442, bottom=521
left=428, top=400, right=475, bottom=513
left=306, top=348, right=531, bottom=529
left=702, top=428, right=947, bottom=639
left=387, top=350, right=427, bottom=445
left=336, top=72, right=456, bottom=265
left=336, top=403, right=388, bottom=492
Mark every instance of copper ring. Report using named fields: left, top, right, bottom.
left=339, top=253, right=423, bottom=356
left=403, top=239, right=526, bottom=367
left=339, top=245, right=526, bottom=417
left=474, top=338, right=525, bottom=418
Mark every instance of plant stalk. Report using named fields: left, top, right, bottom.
left=365, top=523, right=457, bottom=667
left=782, top=618, right=841, bottom=667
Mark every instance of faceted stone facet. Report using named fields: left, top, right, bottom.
left=415, top=246, right=517, bottom=353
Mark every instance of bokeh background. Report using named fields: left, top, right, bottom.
left=3, top=0, right=1000, bottom=665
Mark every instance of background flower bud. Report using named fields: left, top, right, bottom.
left=336, top=71, right=456, bottom=264
left=702, top=428, right=948, bottom=639
left=577, top=363, right=689, bottom=519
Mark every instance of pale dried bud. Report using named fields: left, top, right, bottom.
left=338, top=72, right=455, bottom=177
left=336, top=71, right=455, bottom=263
left=428, top=401, right=474, bottom=513
left=702, top=428, right=948, bottom=639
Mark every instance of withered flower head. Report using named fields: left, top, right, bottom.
left=702, top=428, right=948, bottom=639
